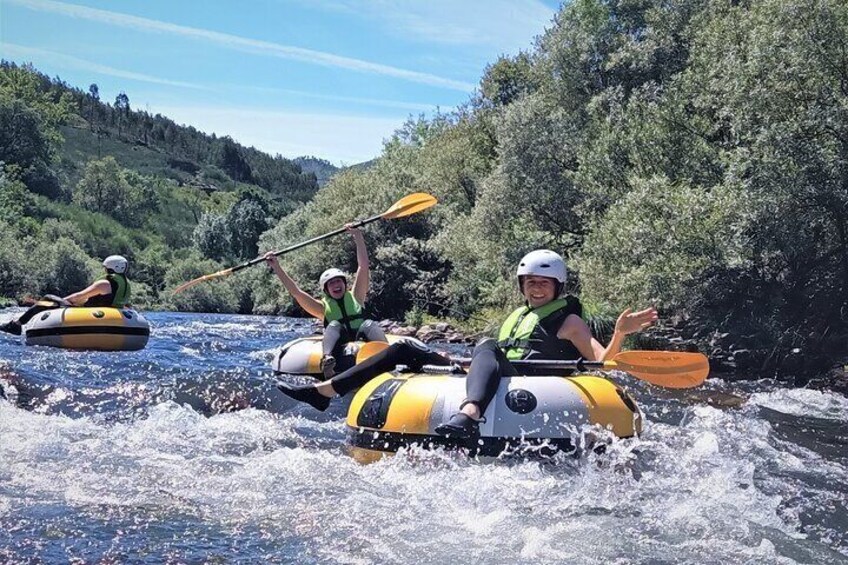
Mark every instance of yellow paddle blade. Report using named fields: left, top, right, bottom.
left=172, top=268, right=234, bottom=295
left=356, top=341, right=391, bottom=364
left=381, top=192, right=437, bottom=219
left=608, top=350, right=709, bottom=389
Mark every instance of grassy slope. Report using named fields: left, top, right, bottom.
left=57, top=125, right=189, bottom=189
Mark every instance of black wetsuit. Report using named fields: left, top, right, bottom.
left=463, top=298, right=583, bottom=415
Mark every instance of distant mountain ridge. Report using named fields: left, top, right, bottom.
left=292, top=156, right=339, bottom=187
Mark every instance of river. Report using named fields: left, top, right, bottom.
left=1, top=310, right=846, bottom=563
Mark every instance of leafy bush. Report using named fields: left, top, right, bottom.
left=162, top=254, right=243, bottom=313
left=0, top=222, right=38, bottom=298
left=576, top=176, right=747, bottom=311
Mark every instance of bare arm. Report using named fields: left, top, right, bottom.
left=558, top=307, right=658, bottom=361
left=264, top=253, right=324, bottom=319
left=64, top=280, right=111, bottom=306
left=348, top=225, right=370, bottom=305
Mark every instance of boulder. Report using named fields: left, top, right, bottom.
left=417, top=329, right=446, bottom=342
left=393, top=325, right=418, bottom=337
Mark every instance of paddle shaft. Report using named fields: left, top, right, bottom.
left=437, top=358, right=606, bottom=370
left=230, top=213, right=383, bottom=274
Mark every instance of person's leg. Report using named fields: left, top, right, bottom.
left=320, top=321, right=346, bottom=377
left=322, top=321, right=344, bottom=356
left=1, top=303, right=57, bottom=335
left=330, top=340, right=446, bottom=395
left=18, top=303, right=56, bottom=325
left=356, top=319, right=387, bottom=343
left=435, top=339, right=514, bottom=438
left=276, top=341, right=448, bottom=410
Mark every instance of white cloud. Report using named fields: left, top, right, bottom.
left=229, top=84, right=451, bottom=113
left=152, top=105, right=403, bottom=165
left=0, top=43, right=451, bottom=113
left=8, top=0, right=476, bottom=91
left=310, top=0, right=555, bottom=54
left=0, top=43, right=207, bottom=90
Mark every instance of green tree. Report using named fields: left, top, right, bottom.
left=192, top=212, right=230, bottom=261
left=114, top=91, right=130, bottom=138
left=219, top=138, right=252, bottom=183
left=87, top=83, right=99, bottom=130
left=226, top=199, right=268, bottom=259
left=479, top=52, right=537, bottom=107
left=74, top=157, right=131, bottom=215
left=0, top=97, right=61, bottom=198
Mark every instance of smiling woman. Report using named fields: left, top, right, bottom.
left=265, top=224, right=388, bottom=378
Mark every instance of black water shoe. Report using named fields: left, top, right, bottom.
left=320, top=355, right=336, bottom=379
left=0, top=321, right=21, bottom=336
left=276, top=382, right=330, bottom=412
left=434, top=412, right=481, bottom=439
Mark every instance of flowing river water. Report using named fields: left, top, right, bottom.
left=0, top=310, right=846, bottom=564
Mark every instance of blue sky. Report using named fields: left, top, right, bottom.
left=1, top=0, right=560, bottom=165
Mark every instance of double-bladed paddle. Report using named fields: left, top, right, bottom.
left=172, top=192, right=438, bottom=294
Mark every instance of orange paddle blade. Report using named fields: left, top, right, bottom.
left=356, top=341, right=391, bottom=364
left=609, top=350, right=709, bottom=389
left=381, top=192, right=437, bottom=219
left=172, top=268, right=234, bottom=295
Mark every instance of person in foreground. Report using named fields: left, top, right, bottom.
left=276, top=249, right=656, bottom=426
left=0, top=255, right=132, bottom=336
left=433, top=249, right=657, bottom=438
left=265, top=224, right=387, bottom=378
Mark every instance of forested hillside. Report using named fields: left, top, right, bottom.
left=0, top=60, right=319, bottom=310
left=293, top=157, right=339, bottom=187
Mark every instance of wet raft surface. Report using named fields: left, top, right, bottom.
left=1, top=310, right=847, bottom=563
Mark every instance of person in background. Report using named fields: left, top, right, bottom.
left=265, top=225, right=387, bottom=378
left=0, top=255, right=132, bottom=336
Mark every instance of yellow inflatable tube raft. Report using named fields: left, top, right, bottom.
left=24, top=307, right=150, bottom=351
left=347, top=371, right=641, bottom=458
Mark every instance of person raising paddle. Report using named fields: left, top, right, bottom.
left=0, top=255, right=132, bottom=336
left=265, top=224, right=388, bottom=378
left=275, top=249, right=657, bottom=425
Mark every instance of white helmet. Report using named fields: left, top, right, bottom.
left=319, top=268, right=347, bottom=291
left=102, top=255, right=129, bottom=274
left=517, top=249, right=567, bottom=293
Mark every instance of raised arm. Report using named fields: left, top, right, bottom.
left=347, top=224, right=370, bottom=305
left=558, top=306, right=658, bottom=361
left=264, top=253, right=324, bottom=319
left=64, top=280, right=112, bottom=306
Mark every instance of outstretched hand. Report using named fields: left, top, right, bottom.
left=615, top=307, right=658, bottom=336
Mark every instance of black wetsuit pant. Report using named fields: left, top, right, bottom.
left=330, top=341, right=451, bottom=396
left=461, top=339, right=519, bottom=415
left=322, top=319, right=387, bottom=357
left=15, top=298, right=66, bottom=326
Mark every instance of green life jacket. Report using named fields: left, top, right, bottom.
left=321, top=291, right=364, bottom=334
left=84, top=273, right=130, bottom=308
left=108, top=273, right=130, bottom=307
left=497, top=297, right=582, bottom=360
